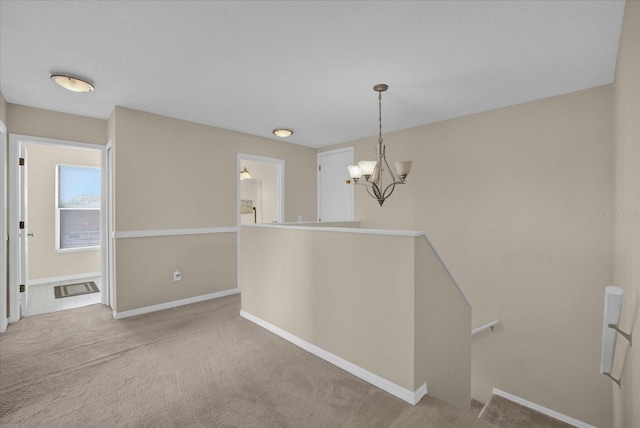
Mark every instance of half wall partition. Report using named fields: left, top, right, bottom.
left=240, top=223, right=472, bottom=409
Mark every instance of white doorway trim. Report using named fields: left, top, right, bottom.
left=236, top=153, right=285, bottom=292
left=8, top=134, right=110, bottom=323
left=0, top=120, right=7, bottom=332
left=102, top=141, right=114, bottom=308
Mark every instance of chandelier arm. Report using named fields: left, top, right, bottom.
left=364, top=182, right=382, bottom=201
left=382, top=147, right=397, bottom=184
left=382, top=181, right=397, bottom=200
left=372, top=157, right=383, bottom=188
left=364, top=184, right=377, bottom=200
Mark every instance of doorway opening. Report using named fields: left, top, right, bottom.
left=8, top=135, right=110, bottom=321
left=237, top=154, right=285, bottom=226
left=236, top=154, right=284, bottom=292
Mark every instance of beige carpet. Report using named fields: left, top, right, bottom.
left=474, top=395, right=573, bottom=428
left=0, top=295, right=478, bottom=428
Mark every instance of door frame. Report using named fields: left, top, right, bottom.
left=8, top=134, right=111, bottom=322
left=103, top=141, right=114, bottom=308
left=236, top=153, right=285, bottom=292
left=317, top=147, right=355, bottom=222
left=0, top=120, right=7, bottom=332
left=18, top=142, right=27, bottom=317
left=236, top=154, right=285, bottom=226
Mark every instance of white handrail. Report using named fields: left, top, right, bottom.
left=472, top=320, right=499, bottom=336
left=601, top=286, right=632, bottom=387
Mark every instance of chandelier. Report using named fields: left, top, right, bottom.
left=347, top=84, right=412, bottom=206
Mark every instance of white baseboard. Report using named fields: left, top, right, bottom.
left=0, top=316, right=7, bottom=333
left=114, top=288, right=240, bottom=319
left=240, top=309, right=427, bottom=405
left=28, top=272, right=101, bottom=286
left=493, top=388, right=596, bottom=428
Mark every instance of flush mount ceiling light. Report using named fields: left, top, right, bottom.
left=50, top=74, right=95, bottom=92
left=347, top=84, right=412, bottom=207
left=273, top=128, right=293, bottom=138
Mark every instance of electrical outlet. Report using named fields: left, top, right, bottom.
left=173, top=268, right=182, bottom=282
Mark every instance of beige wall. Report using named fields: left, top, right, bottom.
left=242, top=226, right=416, bottom=390
left=612, top=1, right=640, bottom=427
left=7, top=104, right=107, bottom=146
left=323, top=85, right=614, bottom=426
left=112, top=106, right=316, bottom=312
left=25, top=143, right=101, bottom=280
left=115, top=232, right=237, bottom=312
left=414, top=236, right=471, bottom=409
left=112, top=106, right=316, bottom=231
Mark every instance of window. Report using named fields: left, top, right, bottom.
left=56, top=165, right=100, bottom=251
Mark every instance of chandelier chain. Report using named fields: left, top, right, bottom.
left=378, top=91, right=383, bottom=144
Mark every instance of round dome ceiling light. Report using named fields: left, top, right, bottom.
left=273, top=128, right=293, bottom=138
left=50, top=74, right=95, bottom=92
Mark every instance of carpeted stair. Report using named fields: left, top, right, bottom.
left=471, top=395, right=574, bottom=428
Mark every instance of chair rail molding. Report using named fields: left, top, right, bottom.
left=113, top=226, right=237, bottom=239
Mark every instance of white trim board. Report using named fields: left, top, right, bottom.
left=240, top=309, right=427, bottom=406
left=27, top=272, right=101, bottom=286
left=0, top=120, right=7, bottom=333
left=113, top=227, right=237, bottom=239
left=279, top=221, right=361, bottom=226
left=492, top=388, right=597, bottom=428
left=114, top=288, right=240, bottom=319
left=244, top=223, right=425, bottom=237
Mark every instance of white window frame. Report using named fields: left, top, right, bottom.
left=55, top=164, right=101, bottom=253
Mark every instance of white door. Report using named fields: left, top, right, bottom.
left=317, top=147, right=354, bottom=222
left=18, top=142, right=28, bottom=317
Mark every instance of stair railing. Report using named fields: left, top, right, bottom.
left=472, top=319, right=499, bottom=336
left=601, top=286, right=632, bottom=387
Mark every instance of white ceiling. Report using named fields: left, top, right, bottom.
left=0, top=1, right=626, bottom=148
